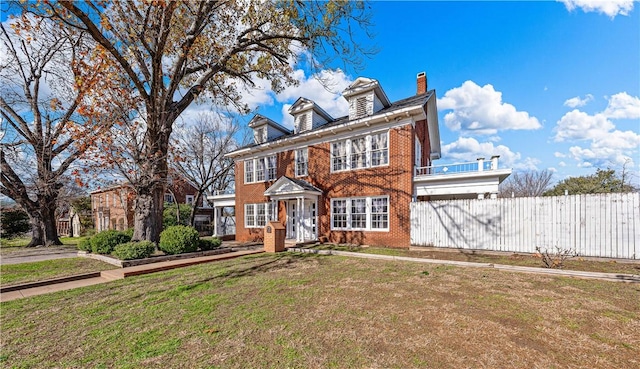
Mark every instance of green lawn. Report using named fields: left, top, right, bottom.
left=0, top=258, right=115, bottom=286
left=1, top=253, right=638, bottom=368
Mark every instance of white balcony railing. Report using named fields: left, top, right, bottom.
left=415, top=156, right=500, bottom=177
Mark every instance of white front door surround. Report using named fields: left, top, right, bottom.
left=286, top=198, right=317, bottom=242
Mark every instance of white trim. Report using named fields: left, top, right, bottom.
left=330, top=195, right=390, bottom=232
left=244, top=202, right=270, bottom=228
left=227, top=105, right=423, bottom=159
left=295, top=147, right=308, bottom=177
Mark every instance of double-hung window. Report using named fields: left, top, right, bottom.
left=245, top=204, right=256, bottom=227
left=245, top=156, right=278, bottom=183
left=330, top=196, right=389, bottom=231
left=371, top=197, right=389, bottom=229
left=371, top=132, right=389, bottom=166
left=266, top=155, right=277, bottom=180
left=331, top=199, right=347, bottom=229
left=296, top=148, right=308, bottom=177
left=245, top=160, right=254, bottom=183
left=256, top=158, right=265, bottom=182
left=350, top=198, right=367, bottom=229
left=245, top=203, right=271, bottom=228
left=350, top=137, right=367, bottom=169
left=332, top=141, right=348, bottom=171
left=331, top=130, right=389, bottom=172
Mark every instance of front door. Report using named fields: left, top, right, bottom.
left=286, top=199, right=317, bottom=242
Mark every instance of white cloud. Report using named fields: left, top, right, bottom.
left=554, top=152, right=567, bottom=158
left=437, top=81, right=542, bottom=135
left=602, top=92, right=640, bottom=119
left=559, top=0, right=634, bottom=18
left=558, top=161, right=567, bottom=167
left=554, top=92, right=640, bottom=167
left=276, top=69, right=352, bottom=115
left=554, top=109, right=615, bottom=141
left=563, top=94, right=593, bottom=108
left=441, top=137, right=540, bottom=170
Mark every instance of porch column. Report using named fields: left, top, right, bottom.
left=300, top=196, right=306, bottom=243
left=477, top=193, right=485, bottom=200
left=213, top=207, right=218, bottom=236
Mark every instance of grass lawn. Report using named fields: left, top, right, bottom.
left=0, top=236, right=89, bottom=255
left=1, top=253, right=639, bottom=368
left=309, top=244, right=640, bottom=275
left=0, top=258, right=115, bottom=286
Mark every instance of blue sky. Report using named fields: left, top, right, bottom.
left=244, top=0, right=639, bottom=184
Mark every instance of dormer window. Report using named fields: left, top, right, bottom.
left=254, top=126, right=267, bottom=144
left=356, top=96, right=369, bottom=118
left=295, top=113, right=310, bottom=133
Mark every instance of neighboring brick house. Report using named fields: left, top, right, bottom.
left=91, top=177, right=213, bottom=232
left=210, top=72, right=511, bottom=247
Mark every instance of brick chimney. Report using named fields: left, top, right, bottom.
left=417, top=71, right=427, bottom=94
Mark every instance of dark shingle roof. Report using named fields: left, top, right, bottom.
left=237, top=90, right=434, bottom=151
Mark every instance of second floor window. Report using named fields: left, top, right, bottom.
left=296, top=148, right=308, bottom=177
left=332, top=141, right=348, bottom=171
left=331, top=130, right=389, bottom=172
left=164, top=193, right=174, bottom=203
left=245, top=155, right=277, bottom=184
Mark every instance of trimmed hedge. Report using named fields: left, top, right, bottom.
left=90, top=230, right=132, bottom=254
left=198, top=237, right=222, bottom=251
left=112, top=241, right=156, bottom=260
left=77, top=237, right=92, bottom=252
left=158, top=225, right=199, bottom=255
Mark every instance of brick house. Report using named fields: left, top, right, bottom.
left=91, top=177, right=214, bottom=233
left=209, top=72, right=511, bottom=247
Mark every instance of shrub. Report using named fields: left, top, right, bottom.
left=90, top=230, right=132, bottom=254
left=112, top=241, right=156, bottom=260
left=0, top=208, right=30, bottom=239
left=198, top=237, right=222, bottom=251
left=158, top=225, right=199, bottom=255
left=77, top=237, right=92, bottom=252
left=123, top=228, right=134, bottom=238
left=535, top=246, right=578, bottom=269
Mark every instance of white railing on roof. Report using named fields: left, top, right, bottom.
left=415, top=156, right=500, bottom=177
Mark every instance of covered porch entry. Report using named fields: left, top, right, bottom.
left=265, top=176, right=322, bottom=243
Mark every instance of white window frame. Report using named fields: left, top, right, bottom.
left=245, top=156, right=278, bottom=184
left=330, top=195, right=389, bottom=232
left=244, top=202, right=270, bottom=228
left=330, top=130, right=389, bottom=173
left=295, top=147, right=308, bottom=177
left=266, top=155, right=277, bottom=181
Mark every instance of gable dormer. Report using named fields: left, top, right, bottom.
left=342, top=77, right=391, bottom=120
left=248, top=114, right=291, bottom=144
left=288, top=97, right=333, bottom=134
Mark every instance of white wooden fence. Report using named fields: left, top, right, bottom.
left=410, top=193, right=640, bottom=259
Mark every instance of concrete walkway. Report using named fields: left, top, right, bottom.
left=0, top=249, right=263, bottom=302
left=0, top=246, right=79, bottom=265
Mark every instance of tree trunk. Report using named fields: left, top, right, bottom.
left=27, top=213, right=44, bottom=247
left=132, top=184, right=165, bottom=243
left=42, top=206, right=62, bottom=246
left=188, top=191, right=203, bottom=227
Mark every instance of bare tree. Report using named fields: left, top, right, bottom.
left=171, top=113, right=240, bottom=226
left=0, top=15, right=124, bottom=246
left=22, top=0, right=374, bottom=243
left=499, top=169, right=554, bottom=198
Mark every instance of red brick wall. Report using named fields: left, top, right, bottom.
left=91, top=187, right=134, bottom=231
left=234, top=123, right=416, bottom=248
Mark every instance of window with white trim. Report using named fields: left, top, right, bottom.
left=331, top=199, right=347, bottom=229
left=295, top=148, right=308, bottom=177
left=332, top=141, right=348, bottom=171
left=245, top=202, right=275, bottom=228
left=244, top=160, right=254, bottom=183
left=331, top=130, right=389, bottom=172
left=266, top=155, right=277, bottom=180
left=164, top=193, right=174, bottom=203
left=256, top=158, right=265, bottom=182
left=371, top=132, right=389, bottom=166
left=350, top=198, right=367, bottom=229
left=330, top=196, right=389, bottom=231
left=350, top=137, right=366, bottom=169
left=371, top=197, right=389, bottom=229
left=186, top=195, right=194, bottom=205
left=245, top=155, right=278, bottom=183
